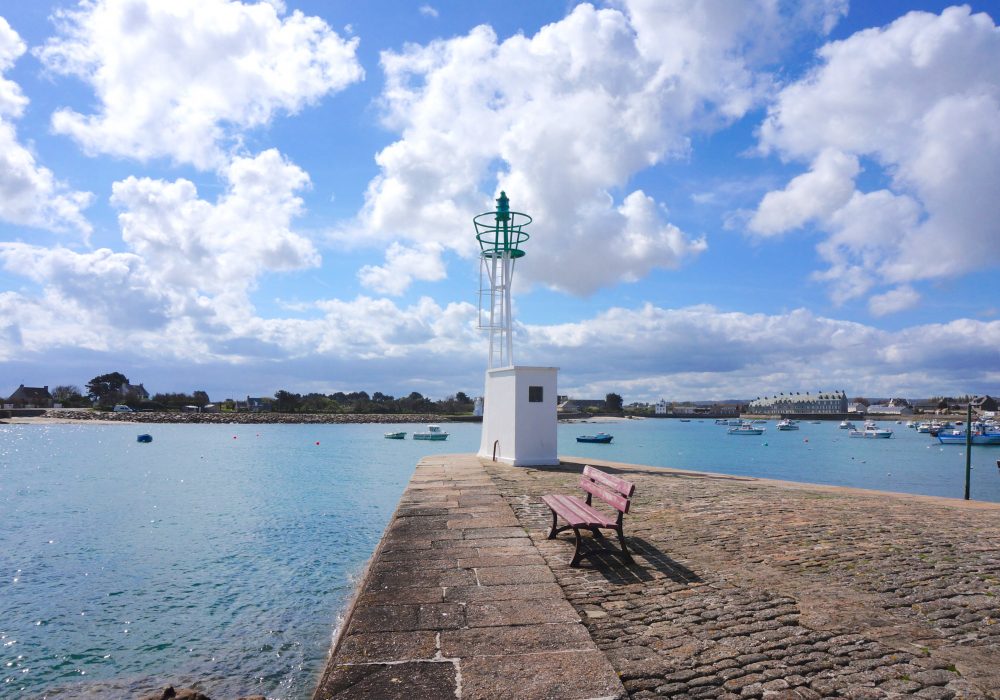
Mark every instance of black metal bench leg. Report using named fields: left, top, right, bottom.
left=548, top=510, right=558, bottom=539
left=590, top=526, right=604, bottom=538
left=616, top=525, right=635, bottom=564
left=570, top=528, right=584, bottom=567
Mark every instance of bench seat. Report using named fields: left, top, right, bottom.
left=541, top=494, right=617, bottom=529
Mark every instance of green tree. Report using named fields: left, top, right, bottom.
left=152, top=392, right=195, bottom=409
left=87, top=372, right=130, bottom=407
left=274, top=390, right=302, bottom=413
left=192, top=390, right=210, bottom=408
left=605, top=392, right=623, bottom=412
left=52, top=385, right=89, bottom=407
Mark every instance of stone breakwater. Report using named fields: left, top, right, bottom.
left=42, top=410, right=472, bottom=425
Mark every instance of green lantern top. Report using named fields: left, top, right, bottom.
left=473, top=190, right=531, bottom=259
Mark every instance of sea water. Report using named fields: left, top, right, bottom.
left=2, top=419, right=998, bottom=698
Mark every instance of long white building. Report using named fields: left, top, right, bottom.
left=749, top=391, right=848, bottom=414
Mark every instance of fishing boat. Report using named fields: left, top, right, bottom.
left=849, top=422, right=893, bottom=439
left=577, top=432, right=613, bottom=443
left=937, top=432, right=1000, bottom=445
left=776, top=419, right=799, bottom=431
left=413, top=425, right=449, bottom=441
left=728, top=424, right=764, bottom=436
left=384, top=431, right=407, bottom=440
left=136, top=434, right=152, bottom=443
left=937, top=428, right=1000, bottom=445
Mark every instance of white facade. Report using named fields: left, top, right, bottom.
left=478, top=366, right=559, bottom=466
left=655, top=400, right=668, bottom=415
left=749, top=391, right=848, bottom=414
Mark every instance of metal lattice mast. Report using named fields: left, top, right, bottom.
left=474, top=191, right=531, bottom=369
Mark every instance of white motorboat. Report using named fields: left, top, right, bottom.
left=413, top=424, right=449, bottom=441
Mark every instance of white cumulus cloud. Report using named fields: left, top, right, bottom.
left=35, top=0, right=364, bottom=169
left=868, top=285, right=920, bottom=317
left=0, top=149, right=320, bottom=360
left=753, top=6, right=1000, bottom=312
left=0, top=16, right=92, bottom=236
left=345, top=0, right=839, bottom=295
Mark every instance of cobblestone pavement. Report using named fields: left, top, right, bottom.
left=484, top=457, right=1000, bottom=699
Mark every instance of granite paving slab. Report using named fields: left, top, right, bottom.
left=313, top=454, right=626, bottom=700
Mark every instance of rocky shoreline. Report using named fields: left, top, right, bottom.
left=40, top=409, right=479, bottom=425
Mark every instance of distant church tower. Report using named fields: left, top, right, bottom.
left=474, top=192, right=558, bottom=466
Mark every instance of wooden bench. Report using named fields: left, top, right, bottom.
left=542, top=465, right=635, bottom=567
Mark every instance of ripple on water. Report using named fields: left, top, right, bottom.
left=2, top=422, right=474, bottom=698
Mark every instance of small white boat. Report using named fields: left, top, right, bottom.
left=849, top=422, right=893, bottom=439
left=776, top=419, right=799, bottom=431
left=384, top=431, right=406, bottom=440
left=728, top=424, right=764, bottom=436
left=839, top=420, right=855, bottom=429
left=413, top=425, right=449, bottom=441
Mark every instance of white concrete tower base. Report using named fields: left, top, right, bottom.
left=478, top=366, right=559, bottom=466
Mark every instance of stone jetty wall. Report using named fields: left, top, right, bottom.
left=41, top=409, right=476, bottom=425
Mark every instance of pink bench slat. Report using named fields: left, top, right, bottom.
left=578, top=478, right=631, bottom=514
left=541, top=494, right=616, bottom=528
left=583, top=464, right=635, bottom=497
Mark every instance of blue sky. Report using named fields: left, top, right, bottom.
left=1, top=0, right=998, bottom=403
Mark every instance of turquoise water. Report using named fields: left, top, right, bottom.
left=567, top=418, right=1000, bottom=503
left=2, top=419, right=998, bottom=699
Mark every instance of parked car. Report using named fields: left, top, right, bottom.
left=112, top=404, right=133, bottom=412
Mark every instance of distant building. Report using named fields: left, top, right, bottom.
left=867, top=398, right=913, bottom=416
left=971, top=395, right=998, bottom=413
left=749, top=391, right=847, bottom=415
left=245, top=396, right=272, bottom=412
left=867, top=404, right=913, bottom=416
left=655, top=400, right=668, bottom=415
left=6, top=384, right=53, bottom=408
left=123, top=382, right=150, bottom=401
left=848, top=402, right=868, bottom=414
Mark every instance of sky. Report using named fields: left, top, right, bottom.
left=1, top=0, right=999, bottom=403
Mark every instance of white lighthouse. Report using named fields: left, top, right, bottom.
left=475, top=192, right=558, bottom=466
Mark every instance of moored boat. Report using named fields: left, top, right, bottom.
left=937, top=433, right=1000, bottom=445
left=577, top=432, right=613, bottom=443
left=384, top=431, right=407, bottom=440
left=413, top=425, right=448, bottom=441
left=937, top=428, right=1000, bottom=445
left=136, top=434, right=152, bottom=443
left=776, top=419, right=799, bottom=431
left=839, top=420, right=855, bottom=429
left=728, top=424, right=764, bottom=436
left=849, top=423, right=893, bottom=439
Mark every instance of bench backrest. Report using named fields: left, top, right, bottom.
left=579, top=465, right=635, bottom=515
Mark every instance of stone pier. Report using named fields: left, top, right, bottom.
left=312, top=454, right=625, bottom=699
left=316, top=454, right=1000, bottom=699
